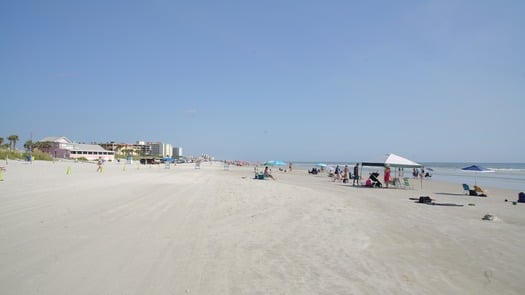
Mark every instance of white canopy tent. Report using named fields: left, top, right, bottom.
left=361, top=153, right=422, bottom=168
left=361, top=153, right=423, bottom=189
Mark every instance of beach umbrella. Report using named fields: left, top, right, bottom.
left=316, top=163, right=327, bottom=167
left=162, top=157, right=175, bottom=163
left=461, top=165, right=493, bottom=185
left=264, top=160, right=286, bottom=166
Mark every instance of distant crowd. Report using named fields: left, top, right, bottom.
left=309, top=164, right=431, bottom=188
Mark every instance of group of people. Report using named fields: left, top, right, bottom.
left=412, top=167, right=431, bottom=178
left=330, top=163, right=360, bottom=186
left=255, top=163, right=295, bottom=181
left=364, top=166, right=394, bottom=188
left=308, top=167, right=322, bottom=175
left=366, top=166, right=429, bottom=188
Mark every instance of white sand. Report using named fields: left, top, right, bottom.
left=0, top=160, right=524, bottom=294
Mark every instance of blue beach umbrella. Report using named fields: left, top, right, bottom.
left=461, top=165, right=493, bottom=185
left=162, top=157, right=175, bottom=163
left=264, top=160, right=287, bottom=166
left=316, top=163, right=327, bottom=167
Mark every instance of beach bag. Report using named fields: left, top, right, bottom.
left=418, top=196, right=432, bottom=204
left=519, top=192, right=525, bottom=203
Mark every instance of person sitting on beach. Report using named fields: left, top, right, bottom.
left=474, top=185, right=487, bottom=196
left=264, top=166, right=276, bottom=180
left=308, top=168, right=318, bottom=175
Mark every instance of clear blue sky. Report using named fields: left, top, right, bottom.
left=2, top=0, right=524, bottom=162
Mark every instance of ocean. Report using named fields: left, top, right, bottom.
left=291, top=162, right=525, bottom=191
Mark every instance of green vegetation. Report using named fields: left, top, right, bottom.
left=1, top=134, right=21, bottom=154
left=0, top=149, right=23, bottom=160
left=115, top=154, right=140, bottom=161
left=7, top=135, right=19, bottom=150
left=0, top=148, right=53, bottom=161
left=26, top=149, right=53, bottom=161
left=1, top=134, right=53, bottom=161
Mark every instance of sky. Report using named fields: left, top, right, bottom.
left=1, top=0, right=524, bottom=163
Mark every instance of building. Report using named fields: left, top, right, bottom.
left=150, top=142, right=173, bottom=157
left=99, top=141, right=151, bottom=156
left=136, top=141, right=152, bottom=156
left=38, top=136, right=115, bottom=161
left=173, top=147, right=183, bottom=159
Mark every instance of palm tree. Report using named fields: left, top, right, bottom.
left=24, top=140, right=33, bottom=150
left=8, top=135, right=19, bottom=151
left=122, top=148, right=134, bottom=156
left=33, top=141, right=53, bottom=153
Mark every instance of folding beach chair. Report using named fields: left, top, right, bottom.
left=391, top=177, right=402, bottom=188
left=462, top=184, right=470, bottom=195
left=403, top=177, right=413, bottom=189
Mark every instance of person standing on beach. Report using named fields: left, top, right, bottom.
left=384, top=166, right=391, bottom=188
left=333, top=165, right=341, bottom=182
left=97, top=157, right=103, bottom=173
left=353, top=163, right=360, bottom=186
left=343, top=165, right=350, bottom=183
left=288, top=162, right=292, bottom=172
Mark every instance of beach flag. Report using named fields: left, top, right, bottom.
left=66, top=166, right=71, bottom=175
left=123, top=165, right=126, bottom=172
left=0, top=169, right=4, bottom=181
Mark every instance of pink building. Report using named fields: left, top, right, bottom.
left=38, top=136, right=115, bottom=162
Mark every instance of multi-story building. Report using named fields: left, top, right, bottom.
left=173, top=147, right=183, bottom=159
left=98, top=141, right=152, bottom=156
left=150, top=142, right=173, bottom=157
left=136, top=141, right=152, bottom=156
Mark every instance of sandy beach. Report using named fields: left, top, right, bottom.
left=0, top=160, right=524, bottom=295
